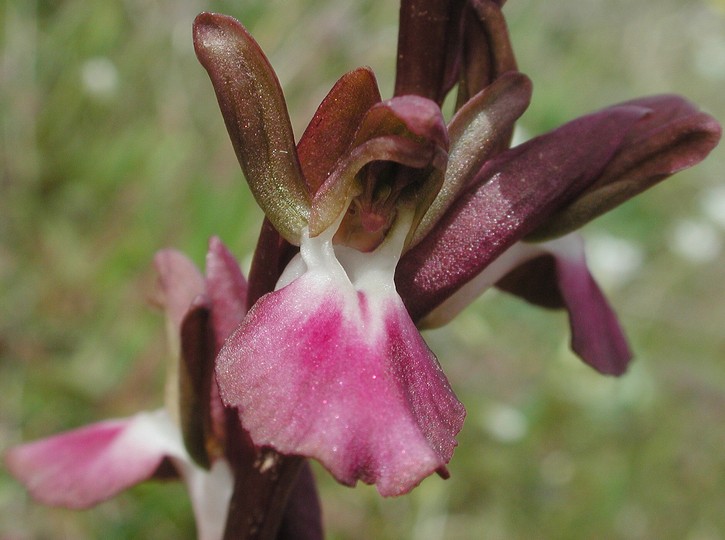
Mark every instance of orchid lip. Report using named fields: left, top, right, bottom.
left=216, top=212, right=465, bottom=496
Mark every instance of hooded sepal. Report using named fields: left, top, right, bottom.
left=297, top=67, right=382, bottom=195
left=310, top=95, right=449, bottom=247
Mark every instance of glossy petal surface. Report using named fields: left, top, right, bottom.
left=531, top=95, right=722, bottom=239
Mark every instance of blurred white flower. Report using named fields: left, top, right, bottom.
left=481, top=403, right=528, bottom=443
left=81, top=57, right=119, bottom=97
left=669, top=219, right=721, bottom=263
left=585, top=234, right=644, bottom=288
left=699, top=184, right=725, bottom=229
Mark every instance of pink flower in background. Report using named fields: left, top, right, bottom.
left=6, top=239, right=247, bottom=540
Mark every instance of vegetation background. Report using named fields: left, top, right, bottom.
left=2, top=0, right=724, bottom=538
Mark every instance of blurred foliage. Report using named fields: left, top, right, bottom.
left=2, top=0, right=725, bottom=538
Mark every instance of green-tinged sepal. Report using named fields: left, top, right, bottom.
left=193, top=12, right=310, bottom=244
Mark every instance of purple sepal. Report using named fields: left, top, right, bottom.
left=531, top=95, right=722, bottom=239
left=551, top=237, right=632, bottom=375
left=193, top=12, right=310, bottom=244
left=397, top=104, right=648, bottom=321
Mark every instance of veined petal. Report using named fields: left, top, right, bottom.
left=5, top=410, right=186, bottom=509
left=216, top=220, right=465, bottom=496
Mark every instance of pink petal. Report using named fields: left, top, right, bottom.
left=216, top=228, right=465, bottom=496
left=205, top=236, right=248, bottom=350
left=154, top=250, right=205, bottom=335
left=5, top=410, right=186, bottom=509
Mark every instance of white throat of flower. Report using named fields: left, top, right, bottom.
left=276, top=209, right=412, bottom=297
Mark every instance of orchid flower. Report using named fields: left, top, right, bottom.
left=5, top=238, right=315, bottom=540
left=193, top=5, right=719, bottom=501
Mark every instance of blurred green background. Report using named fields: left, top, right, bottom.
left=2, top=0, right=725, bottom=538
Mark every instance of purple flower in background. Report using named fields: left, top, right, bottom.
left=193, top=3, right=720, bottom=498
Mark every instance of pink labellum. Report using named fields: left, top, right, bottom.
left=216, top=221, right=465, bottom=496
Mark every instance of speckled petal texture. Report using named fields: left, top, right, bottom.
left=216, top=227, right=465, bottom=496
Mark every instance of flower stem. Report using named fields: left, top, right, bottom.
left=222, top=451, right=308, bottom=540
